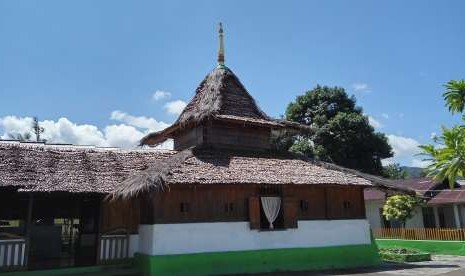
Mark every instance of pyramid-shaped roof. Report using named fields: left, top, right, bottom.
left=177, top=67, right=269, bottom=125
left=141, top=67, right=309, bottom=145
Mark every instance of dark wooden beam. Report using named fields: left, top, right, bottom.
left=24, top=193, right=33, bottom=267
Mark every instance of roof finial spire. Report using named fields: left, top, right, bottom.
left=217, top=22, right=225, bottom=67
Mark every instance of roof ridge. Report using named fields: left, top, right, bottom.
left=0, top=140, right=176, bottom=153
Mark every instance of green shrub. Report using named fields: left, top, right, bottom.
left=379, top=247, right=431, bottom=263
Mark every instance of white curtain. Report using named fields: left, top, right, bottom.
left=260, top=197, right=281, bottom=229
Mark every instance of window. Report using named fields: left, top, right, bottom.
left=259, top=197, right=285, bottom=230
left=422, top=207, right=436, bottom=228
left=300, top=200, right=309, bottom=212
left=224, top=203, right=234, bottom=213
left=180, top=202, right=190, bottom=213
left=343, top=201, right=351, bottom=210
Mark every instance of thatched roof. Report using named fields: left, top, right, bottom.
left=141, top=67, right=311, bottom=145
left=364, top=178, right=431, bottom=201
left=0, top=141, right=404, bottom=198
left=110, top=147, right=406, bottom=199
left=0, top=141, right=174, bottom=193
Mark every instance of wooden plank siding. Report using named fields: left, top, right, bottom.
left=173, top=126, right=203, bottom=151
left=203, top=121, right=271, bottom=151
left=172, top=121, right=272, bottom=151
left=326, top=186, right=365, bottom=220
left=100, top=199, right=140, bottom=234
left=140, top=184, right=366, bottom=225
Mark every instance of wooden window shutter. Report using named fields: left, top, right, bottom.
left=283, top=196, right=298, bottom=228
left=248, top=196, right=260, bottom=229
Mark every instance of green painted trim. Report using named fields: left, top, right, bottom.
left=376, top=239, right=465, bottom=256
left=135, top=243, right=380, bottom=276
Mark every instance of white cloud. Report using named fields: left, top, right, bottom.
left=152, top=90, right=171, bottom=101
left=110, top=110, right=169, bottom=131
left=40, top=118, right=108, bottom=146
left=104, top=124, right=145, bottom=148
left=164, top=100, right=187, bottom=115
left=0, top=113, right=174, bottom=149
left=368, top=116, right=382, bottom=128
left=381, top=113, right=389, bottom=119
left=381, top=158, right=395, bottom=166
left=387, top=134, right=421, bottom=158
left=0, top=116, right=34, bottom=139
left=411, top=159, right=432, bottom=168
left=352, top=82, right=370, bottom=93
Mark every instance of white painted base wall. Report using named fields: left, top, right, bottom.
left=138, top=220, right=371, bottom=256
left=128, top=234, right=139, bottom=258
left=365, top=200, right=424, bottom=228
left=365, top=200, right=384, bottom=229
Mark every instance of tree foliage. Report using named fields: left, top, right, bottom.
left=7, top=132, right=32, bottom=141
left=32, top=117, right=45, bottom=142
left=420, top=79, right=465, bottom=189
left=443, top=80, right=465, bottom=114
left=420, top=126, right=465, bottom=187
left=285, top=85, right=393, bottom=175
left=383, top=163, right=408, bottom=179
left=383, top=195, right=422, bottom=227
left=6, top=116, right=45, bottom=143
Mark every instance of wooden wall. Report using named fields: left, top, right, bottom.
left=203, top=121, right=271, bottom=150
left=141, top=184, right=366, bottom=228
left=172, top=120, right=271, bottom=151
left=100, top=198, right=140, bottom=234
left=173, top=126, right=203, bottom=151
left=143, top=185, right=256, bottom=224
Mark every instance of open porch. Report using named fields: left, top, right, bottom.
left=0, top=188, right=139, bottom=272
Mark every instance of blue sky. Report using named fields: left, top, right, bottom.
left=0, top=0, right=464, bottom=166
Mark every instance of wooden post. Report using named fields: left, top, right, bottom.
left=360, top=188, right=367, bottom=219
left=324, top=188, right=329, bottom=219
left=283, top=197, right=298, bottom=229
left=433, top=206, right=440, bottom=228
left=24, top=193, right=33, bottom=268
left=248, top=197, right=260, bottom=229
left=452, top=204, right=461, bottom=228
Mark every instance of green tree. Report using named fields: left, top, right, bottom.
left=5, top=116, right=45, bottom=143
left=383, top=163, right=408, bottom=179
left=32, top=117, right=45, bottom=142
left=285, top=85, right=393, bottom=175
left=420, top=126, right=465, bottom=188
left=443, top=80, right=465, bottom=114
left=383, top=195, right=422, bottom=228
left=7, top=132, right=32, bottom=141
left=420, top=79, right=465, bottom=189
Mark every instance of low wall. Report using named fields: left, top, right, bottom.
left=128, top=234, right=139, bottom=258
left=138, top=220, right=371, bottom=255
left=135, top=243, right=380, bottom=275
left=135, top=220, right=377, bottom=275
left=376, top=239, right=465, bottom=256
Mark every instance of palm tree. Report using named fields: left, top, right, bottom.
left=444, top=80, right=465, bottom=114
left=420, top=126, right=465, bottom=188
left=420, top=79, right=465, bottom=189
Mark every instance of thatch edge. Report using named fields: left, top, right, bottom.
left=108, top=148, right=194, bottom=200
left=315, top=161, right=415, bottom=195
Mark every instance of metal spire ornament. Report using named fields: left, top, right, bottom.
left=217, top=23, right=225, bottom=67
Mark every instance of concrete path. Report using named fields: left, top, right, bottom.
left=246, top=255, right=465, bottom=276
